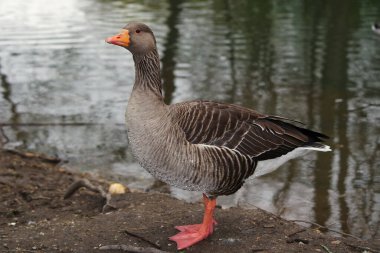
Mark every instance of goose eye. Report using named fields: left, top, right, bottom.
left=136, top=29, right=141, bottom=34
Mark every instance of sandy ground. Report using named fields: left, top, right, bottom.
left=0, top=149, right=379, bottom=253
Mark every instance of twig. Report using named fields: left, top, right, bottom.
left=0, top=122, right=100, bottom=126
left=123, top=230, right=161, bottom=249
left=63, top=179, right=115, bottom=212
left=320, top=244, right=334, bottom=253
left=0, top=122, right=126, bottom=127
left=99, top=245, right=170, bottom=253
left=3, top=149, right=62, bottom=164
left=290, top=219, right=362, bottom=240
left=63, top=179, right=107, bottom=199
left=251, top=249, right=268, bottom=252
left=2, top=250, right=34, bottom=252
left=32, top=195, right=51, bottom=200
left=344, top=242, right=380, bottom=253
left=287, top=228, right=307, bottom=237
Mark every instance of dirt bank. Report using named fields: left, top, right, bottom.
left=0, top=149, right=378, bottom=253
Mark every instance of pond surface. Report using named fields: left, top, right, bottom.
left=0, top=0, right=379, bottom=240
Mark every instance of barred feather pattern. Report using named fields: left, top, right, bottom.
left=170, top=101, right=328, bottom=161
left=126, top=48, right=329, bottom=197
left=133, top=49, right=162, bottom=97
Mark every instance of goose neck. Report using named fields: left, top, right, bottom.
left=133, top=49, right=163, bottom=98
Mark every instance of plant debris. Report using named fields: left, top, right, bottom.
left=0, top=149, right=378, bottom=253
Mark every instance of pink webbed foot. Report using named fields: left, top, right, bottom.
left=169, top=194, right=217, bottom=250
left=169, top=219, right=217, bottom=250
left=174, top=219, right=217, bottom=232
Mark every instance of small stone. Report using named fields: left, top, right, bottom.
left=27, top=221, right=36, bottom=226
left=108, top=183, right=126, bottom=194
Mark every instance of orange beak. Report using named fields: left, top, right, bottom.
left=106, top=29, right=130, bottom=47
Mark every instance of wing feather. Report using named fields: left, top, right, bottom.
left=169, top=101, right=328, bottom=161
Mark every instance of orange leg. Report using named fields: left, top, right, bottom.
left=169, top=194, right=217, bottom=250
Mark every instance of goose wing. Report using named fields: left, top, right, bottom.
left=169, top=101, right=328, bottom=160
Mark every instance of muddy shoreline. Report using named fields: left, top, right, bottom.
left=0, top=149, right=378, bottom=253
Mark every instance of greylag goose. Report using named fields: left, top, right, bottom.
left=372, top=22, right=380, bottom=35
left=106, top=22, right=331, bottom=250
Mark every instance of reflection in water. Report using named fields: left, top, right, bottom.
left=162, top=0, right=183, bottom=104
left=323, top=0, right=353, bottom=234
left=0, top=62, right=22, bottom=146
left=0, top=0, right=379, bottom=241
left=0, top=63, right=18, bottom=124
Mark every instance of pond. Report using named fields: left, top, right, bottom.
left=0, top=0, right=379, bottom=241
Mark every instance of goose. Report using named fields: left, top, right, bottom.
left=372, top=22, right=380, bottom=35
left=106, top=22, right=331, bottom=250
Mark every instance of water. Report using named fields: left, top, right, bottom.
left=1, top=0, right=379, bottom=241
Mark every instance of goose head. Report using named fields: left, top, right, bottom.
left=106, top=22, right=157, bottom=56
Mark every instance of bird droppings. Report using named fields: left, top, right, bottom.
left=0, top=149, right=379, bottom=253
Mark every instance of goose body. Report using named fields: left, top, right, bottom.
left=106, top=22, right=331, bottom=250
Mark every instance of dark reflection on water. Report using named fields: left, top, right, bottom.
left=0, top=0, right=379, bottom=240
left=162, top=0, right=183, bottom=104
